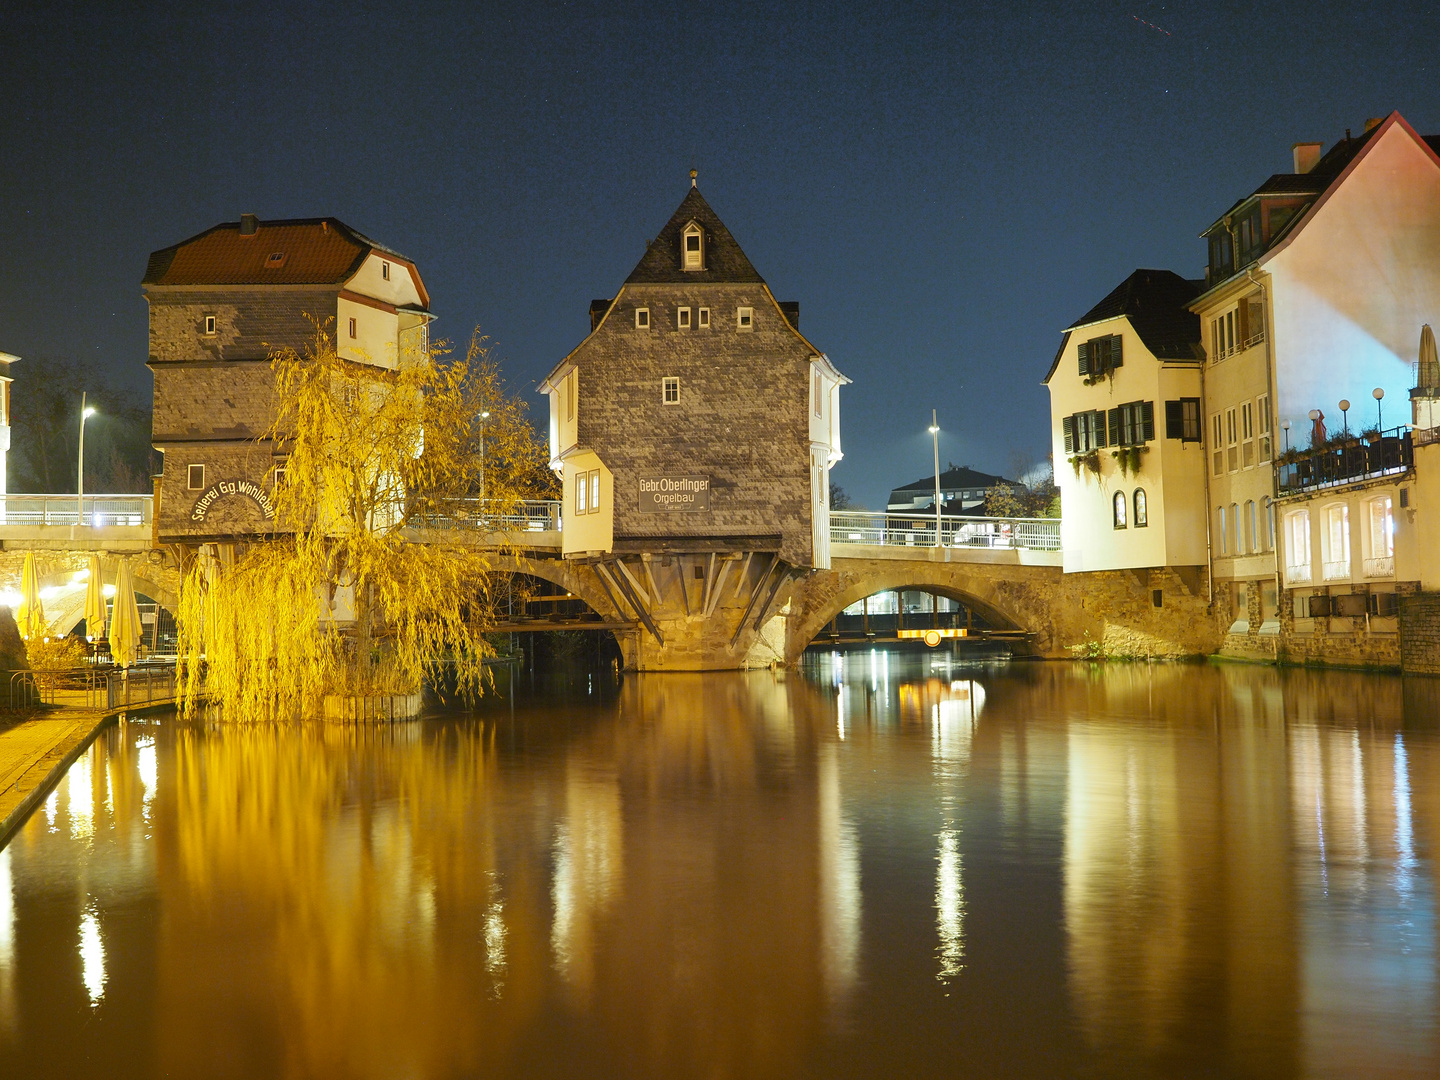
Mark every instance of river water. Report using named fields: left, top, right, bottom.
left=2, top=655, right=1439, bottom=1078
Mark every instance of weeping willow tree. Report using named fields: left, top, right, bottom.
left=178, top=324, right=553, bottom=719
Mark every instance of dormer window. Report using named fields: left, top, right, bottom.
left=265, top=252, right=287, bottom=268
left=682, top=222, right=704, bottom=271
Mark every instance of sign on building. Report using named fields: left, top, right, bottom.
left=639, top=476, right=711, bottom=513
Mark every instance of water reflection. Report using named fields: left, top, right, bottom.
left=0, top=662, right=1438, bottom=1077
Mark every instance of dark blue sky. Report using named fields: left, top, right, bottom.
left=2, top=1, right=1437, bottom=507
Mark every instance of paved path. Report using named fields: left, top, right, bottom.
left=0, top=709, right=109, bottom=846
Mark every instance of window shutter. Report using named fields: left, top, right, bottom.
left=1165, top=400, right=1183, bottom=439
left=1109, top=335, right=1123, bottom=369
left=1078, top=341, right=1091, bottom=376
left=1107, top=408, right=1122, bottom=447
left=1142, top=401, right=1155, bottom=441
left=1062, top=415, right=1075, bottom=454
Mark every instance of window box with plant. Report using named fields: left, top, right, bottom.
left=1078, top=334, right=1123, bottom=386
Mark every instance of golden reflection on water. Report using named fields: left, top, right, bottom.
left=3, top=662, right=1440, bottom=1078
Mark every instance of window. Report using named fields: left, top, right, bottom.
left=682, top=223, right=704, bottom=271
left=1245, top=500, right=1257, bottom=553
left=1235, top=209, right=1262, bottom=264
left=635, top=307, right=650, bottom=329
left=813, top=372, right=823, bottom=416
left=698, top=307, right=711, bottom=328
left=1107, top=400, right=1154, bottom=446
left=381, top=261, right=391, bottom=281
left=1225, top=406, right=1239, bottom=472
left=736, top=307, right=753, bottom=331
left=1209, top=231, right=1234, bottom=281
left=1078, top=334, right=1123, bottom=378
left=1286, top=510, right=1312, bottom=582
left=1218, top=506, right=1228, bottom=553
left=1113, top=491, right=1127, bottom=529
left=1257, top=394, right=1272, bottom=462
left=1134, top=488, right=1148, bottom=527
left=574, top=469, right=601, bottom=515
left=348, top=317, right=357, bottom=338
left=1165, top=398, right=1201, bottom=441
left=677, top=306, right=692, bottom=329
left=1062, top=410, right=1108, bottom=453
left=590, top=470, right=600, bottom=513
left=1241, top=401, right=1255, bottom=467
left=1366, top=496, right=1394, bottom=577
left=565, top=370, right=575, bottom=422
left=187, top=464, right=205, bottom=491
left=1323, top=503, right=1351, bottom=580
left=663, top=376, right=680, bottom=405
left=1231, top=503, right=1239, bottom=552
left=265, top=251, right=286, bottom=267
left=203, top=315, right=217, bottom=335
left=1211, top=413, right=1224, bottom=476
left=273, top=462, right=288, bottom=487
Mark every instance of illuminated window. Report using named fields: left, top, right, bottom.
left=1113, top=491, right=1127, bottom=529
left=678, top=306, right=692, bottom=329
left=1217, top=505, right=1227, bottom=554
left=203, top=315, right=217, bottom=335
left=682, top=223, right=704, bottom=270
left=187, top=464, right=205, bottom=491
left=698, top=307, right=710, bottom=328
left=736, top=307, right=753, bottom=331
left=575, top=471, right=588, bottom=514
left=589, top=470, right=600, bottom=512
left=663, top=377, right=680, bottom=405
left=635, top=307, right=650, bottom=329
left=814, top=372, right=823, bottom=416
left=1245, top=499, right=1256, bottom=552
left=1369, top=496, right=1394, bottom=558
left=1134, top=488, right=1147, bottom=527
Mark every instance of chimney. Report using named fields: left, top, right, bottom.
left=239, top=213, right=258, bottom=235
left=1364, top=116, right=1384, bottom=132
left=1292, top=142, right=1323, bottom=174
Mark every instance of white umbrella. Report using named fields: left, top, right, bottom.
left=109, top=559, right=144, bottom=668
left=15, top=551, right=45, bottom=641
left=84, top=554, right=107, bottom=645
left=1420, top=324, right=1439, bottom=389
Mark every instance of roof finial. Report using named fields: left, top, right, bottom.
left=690, top=168, right=697, bottom=188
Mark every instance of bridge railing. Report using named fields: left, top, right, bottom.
left=829, top=511, right=1061, bottom=551
left=409, top=499, right=562, bottom=533
left=0, top=494, right=152, bottom=527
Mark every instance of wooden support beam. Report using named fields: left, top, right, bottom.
left=752, top=565, right=792, bottom=632
left=616, top=558, right=650, bottom=607
left=674, top=556, right=691, bottom=616
left=641, top=554, right=663, bottom=611
left=700, top=552, right=716, bottom=615
left=589, top=563, right=627, bottom=621
left=605, top=559, right=665, bottom=645
left=731, top=551, right=754, bottom=601
left=730, top=555, right=779, bottom=650
left=704, top=557, right=734, bottom=619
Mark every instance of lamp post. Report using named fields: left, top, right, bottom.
left=928, top=410, right=941, bottom=547
left=1281, top=419, right=1291, bottom=452
left=479, top=410, right=490, bottom=505
left=1339, top=398, right=1351, bottom=436
left=1373, top=387, right=1385, bottom=431
left=77, top=394, right=96, bottom=526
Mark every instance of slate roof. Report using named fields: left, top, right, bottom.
left=624, top=187, right=766, bottom=284
left=1044, top=269, right=1202, bottom=383
left=889, top=466, right=1017, bottom=499
left=143, top=217, right=413, bottom=290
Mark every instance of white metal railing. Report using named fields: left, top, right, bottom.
left=829, top=511, right=1061, bottom=551
left=411, top=499, right=562, bottom=532
left=1322, top=559, right=1351, bottom=582
left=1363, top=556, right=1395, bottom=578
left=0, top=494, right=152, bottom=527
left=1285, top=563, right=1313, bottom=584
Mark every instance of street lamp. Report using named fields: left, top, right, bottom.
left=1339, top=398, right=1351, bottom=436
left=1281, top=419, right=1291, bottom=451
left=77, top=394, right=96, bottom=526
left=928, top=410, right=941, bottom=547
left=1373, top=387, right=1385, bottom=431
left=479, top=410, right=490, bottom=504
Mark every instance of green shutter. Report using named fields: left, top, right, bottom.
left=1107, top=408, right=1121, bottom=447
left=1077, top=341, right=1091, bottom=376
left=1062, top=415, right=1075, bottom=454
left=1109, top=335, right=1123, bottom=369
left=1165, top=400, right=1183, bottom=439
left=1141, top=401, right=1155, bottom=441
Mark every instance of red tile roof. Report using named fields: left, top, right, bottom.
left=143, top=217, right=414, bottom=292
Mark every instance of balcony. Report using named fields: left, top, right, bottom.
left=1363, top=556, right=1395, bottom=578
left=1322, top=559, right=1351, bottom=582
left=1276, top=426, right=1412, bottom=495
left=1285, top=563, right=1312, bottom=584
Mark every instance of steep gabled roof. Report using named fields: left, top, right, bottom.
left=143, top=217, right=424, bottom=303
left=889, top=466, right=1017, bottom=501
left=624, top=187, right=765, bottom=284
left=1043, top=269, right=1202, bottom=383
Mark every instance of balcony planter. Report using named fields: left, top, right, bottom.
left=1068, top=449, right=1101, bottom=481
left=1109, top=445, right=1148, bottom=478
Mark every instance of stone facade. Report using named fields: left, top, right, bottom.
left=147, top=287, right=340, bottom=364
left=1399, top=593, right=1440, bottom=674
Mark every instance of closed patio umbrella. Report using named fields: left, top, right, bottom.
left=1420, top=324, right=1439, bottom=389
left=110, top=559, right=144, bottom=668
left=84, top=554, right=108, bottom=645
left=15, top=551, right=45, bottom=641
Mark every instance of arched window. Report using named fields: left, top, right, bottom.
left=1133, top=488, right=1148, bottom=527
left=1113, top=490, right=1128, bottom=529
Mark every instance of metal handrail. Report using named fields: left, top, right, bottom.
left=410, top=499, right=562, bottom=533
left=830, top=511, right=1061, bottom=551
left=1276, top=427, right=1413, bottom=495
left=0, top=494, right=152, bottom=527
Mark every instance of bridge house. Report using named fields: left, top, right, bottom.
left=143, top=215, right=431, bottom=545
left=540, top=182, right=848, bottom=570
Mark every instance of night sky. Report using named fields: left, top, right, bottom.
left=3, top=1, right=1438, bottom=508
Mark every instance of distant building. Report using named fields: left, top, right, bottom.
left=142, top=215, right=431, bottom=544
left=0, top=351, right=14, bottom=498
left=885, top=465, right=1021, bottom=516
left=1043, top=269, right=1206, bottom=575
left=539, top=183, right=849, bottom=569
